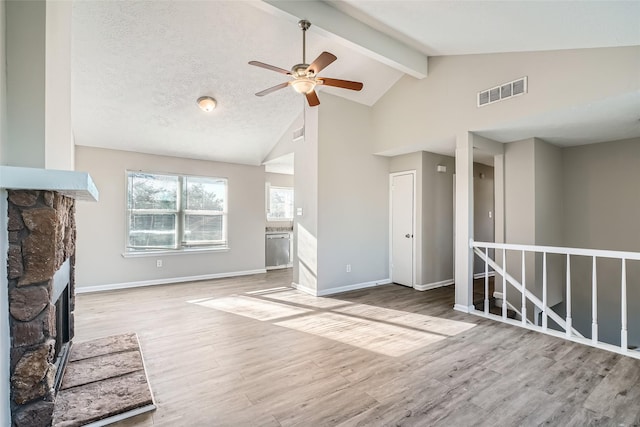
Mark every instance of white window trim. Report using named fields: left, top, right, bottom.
left=121, top=247, right=230, bottom=258
left=125, top=170, right=229, bottom=254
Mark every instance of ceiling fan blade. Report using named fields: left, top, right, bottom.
left=255, top=82, right=289, bottom=97
left=318, top=77, right=364, bottom=91
left=249, top=61, right=291, bottom=75
left=305, top=90, right=320, bottom=107
left=306, top=52, right=337, bottom=75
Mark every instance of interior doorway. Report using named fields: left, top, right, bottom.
left=389, top=171, right=416, bottom=287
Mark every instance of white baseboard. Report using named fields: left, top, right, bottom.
left=76, top=269, right=267, bottom=294
left=266, top=263, right=293, bottom=271
left=292, top=278, right=391, bottom=297
left=291, top=282, right=317, bottom=296
left=473, top=271, right=496, bottom=280
left=414, top=279, right=454, bottom=292
left=453, top=304, right=473, bottom=313
left=317, top=278, right=391, bottom=297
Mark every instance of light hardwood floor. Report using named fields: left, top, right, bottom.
left=75, top=269, right=640, bottom=426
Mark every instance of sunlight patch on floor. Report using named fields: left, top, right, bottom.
left=190, top=295, right=310, bottom=321
left=263, top=289, right=352, bottom=309
left=189, top=288, right=477, bottom=357
left=274, top=312, right=449, bottom=357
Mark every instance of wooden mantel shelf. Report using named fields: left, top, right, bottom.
left=0, top=166, right=99, bottom=201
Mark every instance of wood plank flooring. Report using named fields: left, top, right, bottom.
left=74, top=269, right=640, bottom=426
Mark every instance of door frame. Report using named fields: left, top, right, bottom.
left=389, top=171, right=417, bottom=287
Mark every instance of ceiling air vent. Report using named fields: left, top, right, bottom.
left=293, top=127, right=305, bottom=142
left=477, top=76, right=527, bottom=108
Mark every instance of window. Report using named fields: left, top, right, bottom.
left=126, top=172, right=227, bottom=252
left=267, top=186, right=294, bottom=221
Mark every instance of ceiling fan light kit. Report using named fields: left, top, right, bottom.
left=291, top=78, right=316, bottom=94
left=249, top=19, right=363, bottom=107
left=197, top=96, right=217, bottom=112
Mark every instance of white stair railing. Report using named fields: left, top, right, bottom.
left=470, top=240, right=640, bottom=359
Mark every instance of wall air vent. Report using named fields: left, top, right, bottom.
left=293, top=127, right=304, bottom=142
left=477, top=76, right=527, bottom=107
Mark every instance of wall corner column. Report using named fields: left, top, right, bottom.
left=454, top=132, right=474, bottom=312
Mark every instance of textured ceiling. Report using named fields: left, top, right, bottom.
left=72, top=1, right=640, bottom=166
left=71, top=0, right=401, bottom=165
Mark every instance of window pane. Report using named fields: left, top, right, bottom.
left=128, top=214, right=176, bottom=248
left=185, top=177, right=226, bottom=211
left=128, top=173, right=178, bottom=210
left=184, top=215, right=223, bottom=243
left=268, top=187, right=294, bottom=219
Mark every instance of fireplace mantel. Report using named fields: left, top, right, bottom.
left=0, top=166, right=99, bottom=201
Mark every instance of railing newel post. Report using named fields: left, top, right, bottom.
left=521, top=250, right=527, bottom=325
left=502, top=248, right=507, bottom=321
left=621, top=258, right=628, bottom=352
left=566, top=254, right=572, bottom=338
left=484, top=247, right=489, bottom=316
left=592, top=256, right=598, bottom=344
left=542, top=252, right=547, bottom=331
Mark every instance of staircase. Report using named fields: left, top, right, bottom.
left=472, top=276, right=517, bottom=319
left=470, top=239, right=640, bottom=360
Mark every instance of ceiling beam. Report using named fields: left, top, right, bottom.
left=256, top=0, right=428, bottom=79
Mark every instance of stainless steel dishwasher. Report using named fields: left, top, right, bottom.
left=266, top=233, right=291, bottom=268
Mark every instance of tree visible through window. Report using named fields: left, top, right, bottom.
left=127, top=172, right=227, bottom=251
left=267, top=186, right=294, bottom=221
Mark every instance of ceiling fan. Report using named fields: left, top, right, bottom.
left=249, top=20, right=363, bottom=107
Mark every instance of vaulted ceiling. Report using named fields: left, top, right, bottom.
left=71, top=1, right=640, bottom=166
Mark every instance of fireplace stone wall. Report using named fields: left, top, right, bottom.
left=7, top=190, right=75, bottom=427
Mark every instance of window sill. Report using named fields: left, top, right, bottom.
left=122, top=247, right=230, bottom=258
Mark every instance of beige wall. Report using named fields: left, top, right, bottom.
left=75, top=146, right=266, bottom=288
left=317, top=94, right=389, bottom=292
left=503, top=138, right=565, bottom=313
left=5, top=0, right=46, bottom=167
left=390, top=152, right=489, bottom=286
left=503, top=138, right=538, bottom=314
left=473, top=163, right=494, bottom=274
left=563, top=137, right=640, bottom=347
left=534, top=138, right=564, bottom=307
left=372, top=46, right=640, bottom=156
left=293, top=106, right=319, bottom=290
left=420, top=152, right=456, bottom=284
left=263, top=113, right=302, bottom=164
left=44, top=0, right=74, bottom=171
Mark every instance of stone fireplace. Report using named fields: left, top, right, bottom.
left=7, top=190, right=76, bottom=426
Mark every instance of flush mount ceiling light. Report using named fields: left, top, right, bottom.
left=197, top=96, right=217, bottom=112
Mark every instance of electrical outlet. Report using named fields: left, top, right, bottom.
left=346, top=264, right=351, bottom=273
left=156, top=259, right=163, bottom=268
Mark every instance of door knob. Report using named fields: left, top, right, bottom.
left=405, top=234, right=412, bottom=238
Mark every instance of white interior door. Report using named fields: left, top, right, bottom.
left=390, top=172, right=415, bottom=287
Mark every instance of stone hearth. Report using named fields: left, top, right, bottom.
left=7, top=190, right=76, bottom=427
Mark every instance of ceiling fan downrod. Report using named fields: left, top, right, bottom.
left=299, top=20, right=311, bottom=65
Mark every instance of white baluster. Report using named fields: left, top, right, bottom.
left=521, top=251, right=526, bottom=325
left=542, top=252, right=548, bottom=331
left=502, top=248, right=507, bottom=320
left=621, top=258, right=628, bottom=352
left=484, top=247, right=489, bottom=315
left=566, top=254, right=572, bottom=337
left=592, top=256, right=598, bottom=343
